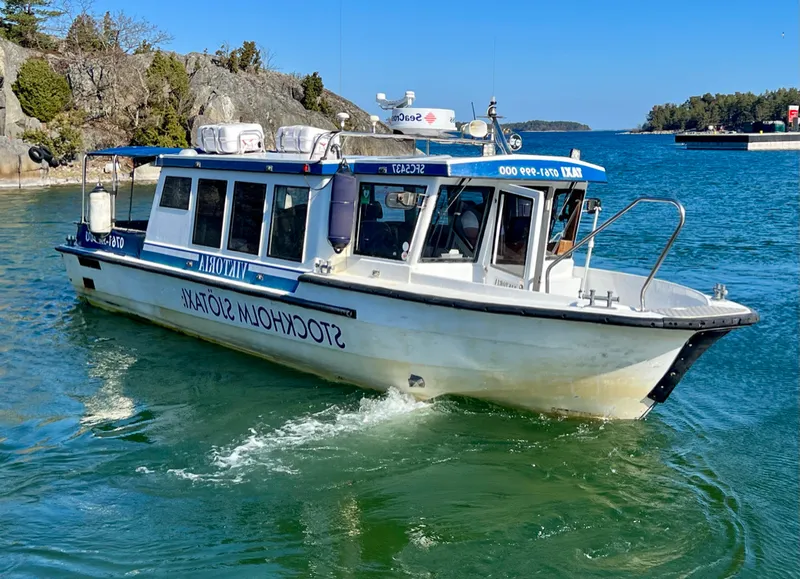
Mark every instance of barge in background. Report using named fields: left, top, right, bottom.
left=676, top=132, right=800, bottom=150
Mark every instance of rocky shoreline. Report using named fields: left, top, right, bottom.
left=0, top=33, right=410, bottom=191
left=0, top=152, right=162, bottom=190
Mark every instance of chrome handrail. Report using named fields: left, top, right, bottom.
left=319, top=130, right=495, bottom=160
left=544, top=197, right=685, bottom=311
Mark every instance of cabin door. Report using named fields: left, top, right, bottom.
left=485, top=185, right=544, bottom=291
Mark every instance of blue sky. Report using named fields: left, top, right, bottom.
left=95, top=0, right=798, bottom=129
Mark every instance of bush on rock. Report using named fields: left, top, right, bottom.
left=12, top=58, right=71, bottom=123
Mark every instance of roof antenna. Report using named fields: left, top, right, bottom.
left=492, top=37, right=496, bottom=96
left=471, top=102, right=477, bottom=120
left=338, top=0, right=343, bottom=94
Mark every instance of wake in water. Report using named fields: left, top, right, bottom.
left=163, top=388, right=431, bottom=483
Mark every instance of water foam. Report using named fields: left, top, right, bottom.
left=211, top=388, right=430, bottom=472
left=408, top=522, right=441, bottom=550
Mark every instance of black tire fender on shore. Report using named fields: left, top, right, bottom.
left=48, top=157, right=60, bottom=168
left=39, top=145, right=54, bottom=163
left=28, top=146, right=44, bottom=163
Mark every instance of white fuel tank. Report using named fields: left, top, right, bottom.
left=88, top=184, right=112, bottom=237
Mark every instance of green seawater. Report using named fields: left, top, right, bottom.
left=0, top=133, right=797, bottom=577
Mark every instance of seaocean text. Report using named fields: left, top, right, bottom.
left=180, top=287, right=346, bottom=349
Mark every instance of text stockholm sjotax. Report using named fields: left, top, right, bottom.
left=179, top=287, right=346, bottom=349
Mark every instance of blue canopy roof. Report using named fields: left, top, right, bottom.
left=88, top=146, right=184, bottom=158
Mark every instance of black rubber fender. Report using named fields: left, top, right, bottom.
left=48, top=156, right=60, bottom=168
left=39, top=145, right=54, bottom=163
left=28, top=146, right=43, bottom=163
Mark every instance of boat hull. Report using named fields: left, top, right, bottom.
left=62, top=252, right=698, bottom=420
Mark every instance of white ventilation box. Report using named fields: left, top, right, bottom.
left=276, top=125, right=339, bottom=158
left=198, top=123, right=264, bottom=154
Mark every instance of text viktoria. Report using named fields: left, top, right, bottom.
left=197, top=254, right=247, bottom=280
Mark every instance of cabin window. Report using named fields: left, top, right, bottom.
left=227, top=181, right=267, bottom=255
left=355, top=183, right=425, bottom=261
left=159, top=176, right=191, bottom=210
left=493, top=192, right=533, bottom=276
left=192, top=178, right=227, bottom=248
left=268, top=185, right=309, bottom=262
left=548, top=187, right=585, bottom=255
left=422, top=185, right=492, bottom=261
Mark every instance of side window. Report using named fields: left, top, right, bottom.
left=493, top=192, right=533, bottom=276
left=356, top=183, right=425, bottom=261
left=548, top=188, right=585, bottom=254
left=159, top=176, right=191, bottom=210
left=422, top=185, right=492, bottom=261
left=268, top=185, right=309, bottom=262
left=228, top=181, right=266, bottom=255
left=192, top=178, right=227, bottom=248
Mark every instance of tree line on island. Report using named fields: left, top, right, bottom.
left=502, top=120, right=590, bottom=132
left=456, top=119, right=590, bottom=132
left=0, top=0, right=338, bottom=161
left=642, top=88, right=799, bottom=132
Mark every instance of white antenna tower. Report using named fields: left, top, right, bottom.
left=376, top=91, right=415, bottom=110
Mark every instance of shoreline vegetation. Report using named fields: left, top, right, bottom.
left=455, top=119, right=591, bottom=133
left=0, top=0, right=404, bottom=190
left=635, top=89, right=799, bottom=133
left=502, top=120, right=591, bottom=132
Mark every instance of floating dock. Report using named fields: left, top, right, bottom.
left=675, top=132, right=800, bottom=150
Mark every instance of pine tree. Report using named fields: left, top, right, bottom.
left=238, top=41, right=261, bottom=73
left=131, top=51, right=191, bottom=147
left=65, top=13, right=103, bottom=52
left=301, top=72, right=325, bottom=112
left=1, top=0, right=62, bottom=47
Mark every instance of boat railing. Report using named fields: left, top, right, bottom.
left=318, top=130, right=495, bottom=160
left=544, top=197, right=685, bottom=311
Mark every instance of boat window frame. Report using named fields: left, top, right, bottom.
left=420, top=183, right=494, bottom=263
left=267, top=184, right=311, bottom=263
left=491, top=190, right=536, bottom=276
left=191, top=177, right=229, bottom=249
left=226, top=180, right=268, bottom=256
left=547, top=185, right=586, bottom=255
left=158, top=175, right=192, bottom=211
left=354, top=181, right=428, bottom=262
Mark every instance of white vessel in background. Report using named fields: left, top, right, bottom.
left=57, top=92, right=758, bottom=420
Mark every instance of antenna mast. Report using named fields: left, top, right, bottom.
left=492, top=37, right=496, bottom=95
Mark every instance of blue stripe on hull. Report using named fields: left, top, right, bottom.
left=139, top=247, right=301, bottom=293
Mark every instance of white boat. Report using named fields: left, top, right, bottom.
left=57, top=93, right=758, bottom=420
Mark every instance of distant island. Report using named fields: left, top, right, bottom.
left=638, top=88, right=799, bottom=132
left=502, top=120, right=591, bottom=132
